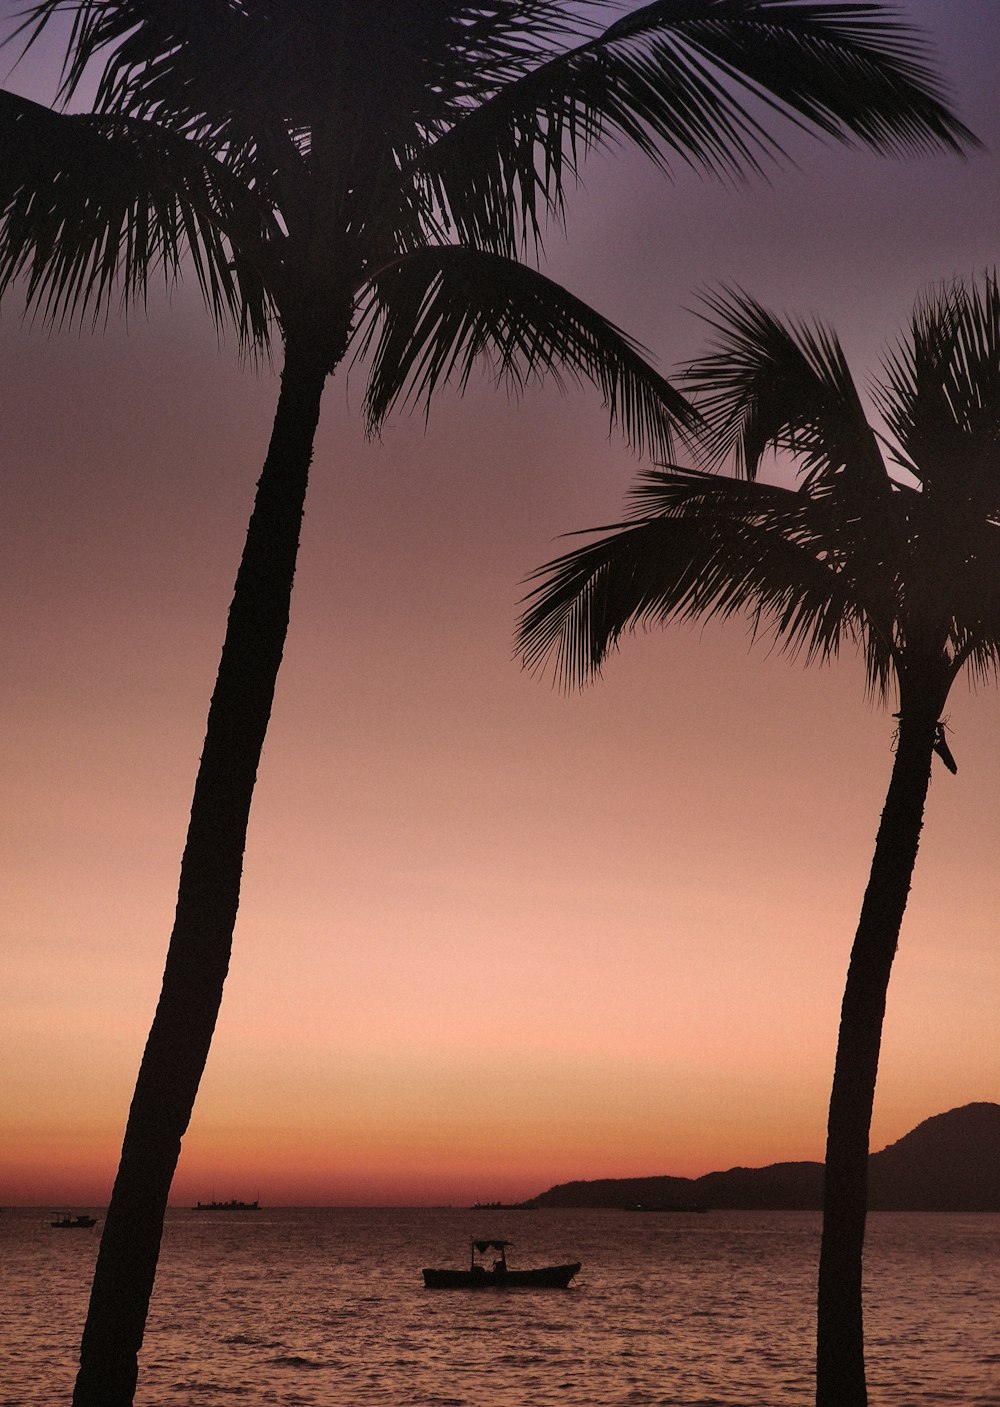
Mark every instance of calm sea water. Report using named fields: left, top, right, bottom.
left=2, top=1207, right=998, bottom=1406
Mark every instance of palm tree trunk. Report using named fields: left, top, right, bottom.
left=815, top=683, right=947, bottom=1407
left=72, top=333, right=330, bottom=1407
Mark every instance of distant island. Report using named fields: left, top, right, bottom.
left=520, top=1104, right=1000, bottom=1213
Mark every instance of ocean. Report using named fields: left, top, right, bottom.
left=3, top=1207, right=998, bottom=1406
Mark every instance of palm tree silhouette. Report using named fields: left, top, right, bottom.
left=518, top=274, right=1000, bottom=1406
left=0, top=5, right=976, bottom=1404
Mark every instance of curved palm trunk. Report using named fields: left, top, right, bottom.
left=816, top=684, right=947, bottom=1407
left=73, top=334, right=330, bottom=1407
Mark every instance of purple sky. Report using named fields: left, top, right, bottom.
left=3, top=1, right=999, bottom=1205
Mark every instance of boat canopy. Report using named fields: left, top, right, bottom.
left=472, top=1239, right=511, bottom=1253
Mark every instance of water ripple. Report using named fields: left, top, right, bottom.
left=3, top=1208, right=998, bottom=1405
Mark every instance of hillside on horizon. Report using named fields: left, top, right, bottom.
left=523, top=1104, right=1000, bottom=1212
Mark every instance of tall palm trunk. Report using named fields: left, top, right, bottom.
left=73, top=333, right=330, bottom=1407
left=815, top=682, right=947, bottom=1407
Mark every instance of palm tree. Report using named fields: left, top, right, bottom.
left=517, top=274, right=1000, bottom=1406
left=0, top=4, right=976, bottom=1404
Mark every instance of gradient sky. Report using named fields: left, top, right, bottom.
left=2, top=1, right=999, bottom=1208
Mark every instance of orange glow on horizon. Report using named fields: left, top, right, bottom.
left=4, top=2, right=999, bottom=1212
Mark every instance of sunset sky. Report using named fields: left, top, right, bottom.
left=3, top=1, right=999, bottom=1208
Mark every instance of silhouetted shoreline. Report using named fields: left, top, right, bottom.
left=521, top=1104, right=1000, bottom=1212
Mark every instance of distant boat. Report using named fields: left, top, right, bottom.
left=626, top=1203, right=709, bottom=1213
left=192, top=1198, right=260, bottom=1211
left=423, top=1238, right=580, bottom=1289
left=50, top=1213, right=97, bottom=1229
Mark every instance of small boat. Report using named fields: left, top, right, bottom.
left=626, top=1203, right=709, bottom=1213
left=192, top=1198, right=260, bottom=1211
left=422, top=1239, right=580, bottom=1289
left=469, top=1200, right=534, bottom=1210
left=50, top=1213, right=97, bottom=1229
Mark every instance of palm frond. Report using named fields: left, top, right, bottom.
left=687, top=285, right=884, bottom=482
left=868, top=275, right=1000, bottom=668
left=420, top=0, right=976, bottom=255
left=0, top=90, right=275, bottom=342
left=521, top=274, right=1000, bottom=711
left=356, top=244, right=697, bottom=456
left=953, top=633, right=1000, bottom=691
left=13, top=0, right=313, bottom=216
left=688, top=286, right=921, bottom=653
left=15, top=1, right=280, bottom=122
left=645, top=0, right=976, bottom=156
left=877, top=272, right=1000, bottom=500
left=517, top=465, right=872, bottom=689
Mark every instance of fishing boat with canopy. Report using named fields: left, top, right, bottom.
left=422, top=1239, right=580, bottom=1288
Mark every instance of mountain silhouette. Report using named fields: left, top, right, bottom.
left=523, top=1104, right=1000, bottom=1212
left=868, top=1102, right=1000, bottom=1210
